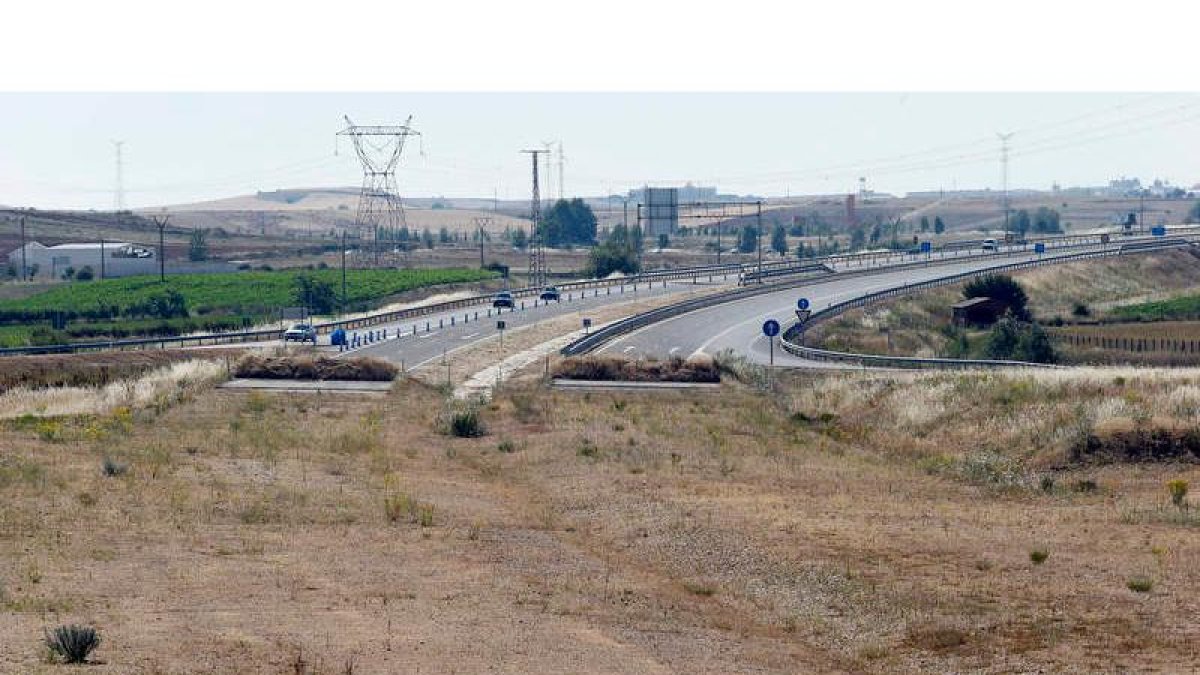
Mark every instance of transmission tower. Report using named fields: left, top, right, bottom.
left=522, top=149, right=548, bottom=286
left=997, top=132, right=1014, bottom=236
left=113, top=141, right=125, bottom=212
left=557, top=141, right=565, bottom=201
left=337, top=115, right=420, bottom=266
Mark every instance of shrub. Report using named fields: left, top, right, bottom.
left=101, top=457, right=128, bottom=477
left=1167, top=479, right=1189, bottom=508
left=1029, top=549, right=1049, bottom=565
left=1127, top=576, right=1154, bottom=593
left=44, top=624, right=101, bottom=664
left=441, top=403, right=485, bottom=438
left=577, top=439, right=599, bottom=459
left=552, top=356, right=719, bottom=383
left=497, top=438, right=517, bottom=454
left=384, top=492, right=434, bottom=526
left=1071, top=301, right=1091, bottom=317
left=963, top=274, right=1030, bottom=320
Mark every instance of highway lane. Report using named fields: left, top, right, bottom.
left=346, top=278, right=733, bottom=369
left=597, top=246, right=1121, bottom=366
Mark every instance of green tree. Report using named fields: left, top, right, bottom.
left=629, top=223, right=645, bottom=255
left=849, top=226, right=866, bottom=250
left=422, top=228, right=435, bottom=249
left=934, top=216, right=946, bottom=234
left=293, top=275, right=337, bottom=315
left=1031, top=207, right=1062, bottom=234
left=737, top=225, right=758, bottom=253
left=511, top=228, right=528, bottom=249
left=963, top=274, right=1031, bottom=321
left=438, top=227, right=451, bottom=244
left=587, top=225, right=640, bottom=278
left=657, top=233, right=669, bottom=250
left=770, top=224, right=788, bottom=255
left=540, top=198, right=598, bottom=246
left=920, top=216, right=930, bottom=233
left=1187, top=201, right=1200, bottom=224
left=1011, top=209, right=1032, bottom=237
left=188, top=228, right=209, bottom=261
left=75, top=265, right=94, bottom=281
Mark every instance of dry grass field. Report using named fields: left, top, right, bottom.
left=3, top=355, right=1200, bottom=672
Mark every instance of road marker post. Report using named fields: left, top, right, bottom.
left=496, top=319, right=507, bottom=389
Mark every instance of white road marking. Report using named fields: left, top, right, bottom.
left=461, top=332, right=480, bottom=341
left=418, top=333, right=435, bottom=340
left=623, top=346, right=636, bottom=353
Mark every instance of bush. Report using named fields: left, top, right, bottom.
left=1071, top=301, right=1091, bottom=317
left=963, top=274, right=1030, bottom=320
left=1127, top=576, right=1154, bottom=593
left=75, top=266, right=94, bottom=281
left=439, top=402, right=485, bottom=438
left=44, top=624, right=101, bottom=664
left=1029, top=549, right=1049, bottom=565
left=101, top=457, right=128, bottom=477
left=552, top=356, right=720, bottom=383
left=1167, top=479, right=1189, bottom=507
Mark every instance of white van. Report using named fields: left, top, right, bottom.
left=981, top=238, right=998, bottom=252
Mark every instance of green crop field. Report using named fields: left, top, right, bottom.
left=1109, top=294, right=1200, bottom=322
left=0, top=267, right=497, bottom=317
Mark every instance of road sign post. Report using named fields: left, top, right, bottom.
left=496, top=320, right=507, bottom=388
left=583, top=317, right=592, bottom=335
left=762, top=319, right=780, bottom=390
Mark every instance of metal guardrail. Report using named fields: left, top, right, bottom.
left=777, top=241, right=1193, bottom=369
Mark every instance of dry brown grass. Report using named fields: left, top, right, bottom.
left=2, top=365, right=1200, bottom=672
left=0, top=349, right=243, bottom=394
left=233, top=354, right=398, bottom=381
left=553, top=355, right=720, bottom=383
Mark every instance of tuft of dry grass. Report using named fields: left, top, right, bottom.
left=553, top=355, right=720, bottom=383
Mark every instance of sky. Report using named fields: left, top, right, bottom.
left=0, top=93, right=1197, bottom=210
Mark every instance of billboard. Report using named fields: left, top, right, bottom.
left=644, top=187, right=678, bottom=237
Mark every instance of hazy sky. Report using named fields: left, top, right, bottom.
left=1, top=93, right=1197, bottom=210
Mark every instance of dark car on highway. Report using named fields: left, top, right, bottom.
left=283, top=323, right=317, bottom=343
left=539, top=286, right=561, bottom=301
left=492, top=291, right=515, bottom=308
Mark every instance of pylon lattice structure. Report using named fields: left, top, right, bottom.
left=338, top=115, right=420, bottom=266
left=522, top=149, right=548, bottom=286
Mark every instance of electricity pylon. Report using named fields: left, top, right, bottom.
left=338, top=115, right=420, bottom=266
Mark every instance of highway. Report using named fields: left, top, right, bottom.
left=595, top=243, right=1159, bottom=367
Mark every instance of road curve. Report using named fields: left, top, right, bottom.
left=596, top=245, right=1141, bottom=367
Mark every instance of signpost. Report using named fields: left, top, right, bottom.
left=496, top=320, right=507, bottom=388
left=1034, top=242, right=1045, bottom=256
left=762, top=318, right=780, bottom=389
left=1152, top=226, right=1167, bottom=237
left=582, top=317, right=592, bottom=335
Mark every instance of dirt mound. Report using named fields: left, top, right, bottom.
left=1072, top=416, right=1200, bottom=464
left=234, top=354, right=397, bottom=381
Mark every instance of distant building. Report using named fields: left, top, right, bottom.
left=627, top=182, right=734, bottom=204
left=7, top=241, right=157, bottom=279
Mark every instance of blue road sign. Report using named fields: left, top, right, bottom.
left=920, top=241, right=932, bottom=253
left=1152, top=226, right=1167, bottom=237
left=797, top=298, right=811, bottom=310
left=762, top=319, right=780, bottom=337
left=1034, top=242, right=1045, bottom=254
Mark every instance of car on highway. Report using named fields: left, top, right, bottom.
left=539, top=286, right=561, bottom=301
left=981, top=238, right=999, bottom=252
left=283, top=323, right=317, bottom=343
left=492, top=291, right=515, bottom=308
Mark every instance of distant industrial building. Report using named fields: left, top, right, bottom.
left=8, top=241, right=157, bottom=279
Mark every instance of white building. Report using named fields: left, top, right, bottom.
left=8, top=241, right=157, bottom=279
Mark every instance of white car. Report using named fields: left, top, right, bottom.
left=283, top=323, right=317, bottom=343
left=982, top=238, right=999, bottom=252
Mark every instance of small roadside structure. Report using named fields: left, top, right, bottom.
left=952, top=296, right=1008, bottom=326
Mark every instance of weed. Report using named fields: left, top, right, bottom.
left=1039, top=475, right=1056, bottom=492
left=44, top=624, right=101, bottom=664
left=1071, top=479, right=1099, bottom=493
left=682, top=581, right=717, bottom=597
left=1167, top=479, right=1189, bottom=508
left=245, top=391, right=269, bottom=415
left=497, top=438, right=517, bottom=454
left=1127, top=576, right=1154, bottom=593
left=441, top=402, right=486, bottom=438
left=384, top=492, right=434, bottom=527
left=1030, top=549, right=1050, bottom=565
left=34, top=419, right=64, bottom=442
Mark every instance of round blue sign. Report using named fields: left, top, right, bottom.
left=797, top=298, right=811, bottom=310
left=762, top=319, right=781, bottom=337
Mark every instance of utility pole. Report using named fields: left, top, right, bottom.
left=557, top=142, right=565, bottom=201
left=521, top=149, right=548, bottom=287
left=153, top=215, right=169, bottom=282
left=100, top=238, right=105, bottom=280
left=756, top=201, right=764, bottom=282
left=341, top=230, right=348, bottom=314
left=113, top=140, right=125, bottom=212
left=1140, top=191, right=1146, bottom=234
left=19, top=216, right=27, bottom=281
left=997, top=132, right=1014, bottom=238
